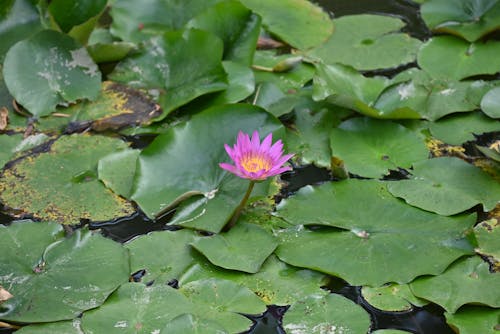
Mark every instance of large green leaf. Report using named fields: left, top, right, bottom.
left=109, top=29, right=227, bottom=119
left=421, top=0, right=500, bottom=42
left=386, top=157, right=500, bottom=215
left=131, top=103, right=283, bottom=232
left=481, top=86, right=500, bottom=118
left=410, top=256, right=500, bottom=313
left=330, top=117, right=428, bottom=178
left=0, top=221, right=129, bottom=322
left=186, top=0, right=261, bottom=65
left=239, top=0, right=333, bottom=50
left=3, top=30, right=101, bottom=117
left=417, top=36, right=500, bottom=81
left=191, top=222, right=277, bottom=273
left=282, top=294, right=371, bottom=334
left=308, top=14, right=421, bottom=71
left=312, top=63, right=421, bottom=119
left=109, top=0, right=223, bottom=42
left=445, top=306, right=500, bottom=334
left=0, top=134, right=135, bottom=224
left=125, top=229, right=197, bottom=285
left=48, top=0, right=106, bottom=33
left=275, top=179, right=475, bottom=286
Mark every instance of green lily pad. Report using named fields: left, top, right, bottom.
left=417, top=36, right=500, bottom=81
left=386, top=157, right=500, bottom=215
left=48, top=0, right=106, bottom=33
left=282, top=294, right=371, bottom=334
left=421, top=0, right=500, bottom=42
left=330, top=117, right=428, bottom=178
left=186, top=0, right=261, bottom=65
left=361, top=283, right=428, bottom=312
left=445, top=306, right=500, bottom=334
left=477, top=145, right=500, bottom=162
left=429, top=112, right=500, bottom=145
left=308, top=14, right=421, bottom=71
left=109, top=29, right=227, bottom=119
left=98, top=148, right=140, bottom=199
left=207, top=61, right=255, bottom=105
left=0, top=0, right=42, bottom=61
left=0, top=221, right=129, bottom=322
left=125, top=229, right=197, bottom=285
left=312, top=63, right=421, bottom=119
left=410, top=256, right=500, bottom=313
left=0, top=134, right=135, bottom=224
left=275, top=179, right=475, bottom=286
left=3, top=30, right=101, bottom=117
left=179, top=254, right=329, bottom=306
left=16, top=319, right=83, bottom=334
left=474, top=219, right=500, bottom=262
left=239, top=0, right=333, bottom=50
left=481, top=86, right=500, bottom=118
left=191, top=222, right=277, bottom=273
left=162, top=314, right=227, bottom=334
left=131, top=103, right=283, bottom=232
left=109, top=0, right=222, bottom=43
left=0, top=133, right=23, bottom=168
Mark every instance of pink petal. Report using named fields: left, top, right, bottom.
left=259, top=132, right=273, bottom=154
left=251, top=130, right=261, bottom=151
left=219, top=162, right=239, bottom=175
left=273, top=153, right=294, bottom=167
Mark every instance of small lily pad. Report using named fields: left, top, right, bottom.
left=0, top=134, right=135, bottom=224
left=330, top=117, right=428, bottom=178
left=362, top=283, right=428, bottom=312
left=481, top=86, right=500, bottom=118
left=98, top=148, right=140, bottom=198
left=386, top=157, right=500, bottom=215
left=282, top=294, right=371, bottom=334
left=191, top=222, right=277, bottom=273
left=0, top=221, right=129, bottom=322
left=474, top=219, right=500, bottom=263
left=410, top=256, right=500, bottom=313
left=445, top=306, right=500, bottom=334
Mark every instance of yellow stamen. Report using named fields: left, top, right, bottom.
left=241, top=154, right=271, bottom=173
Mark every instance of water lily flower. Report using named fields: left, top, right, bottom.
left=219, top=130, right=294, bottom=181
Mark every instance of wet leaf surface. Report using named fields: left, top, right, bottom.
left=445, top=306, right=500, bottom=334
left=361, top=283, right=428, bottom=312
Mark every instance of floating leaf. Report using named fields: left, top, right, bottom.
left=330, top=117, right=428, bottom=178
left=445, top=306, right=500, bottom=334
left=3, top=30, right=101, bottom=117
left=16, top=319, right=84, bottom=334
left=421, top=0, right=500, bottom=42
left=429, top=112, right=500, bottom=145
left=131, top=104, right=283, bottom=232
left=308, top=14, right=421, bottom=71
left=410, top=256, right=500, bottom=313
left=386, top=157, right=500, bottom=215
left=0, top=133, right=23, bottom=168
left=0, top=134, right=134, bottom=224
left=109, top=29, right=227, bottom=119
left=162, top=314, right=227, bottom=334
left=98, top=148, right=140, bottom=199
left=481, top=86, right=500, bottom=118
left=207, top=61, right=255, bottom=105
left=361, top=283, right=428, bottom=312
left=275, top=179, right=475, bottom=286
left=0, top=221, right=129, bottom=322
left=239, top=0, right=333, bottom=50
left=48, top=0, right=106, bottom=33
left=474, top=219, right=500, bottom=263
left=282, top=294, right=371, bottom=334
left=191, top=222, right=277, bottom=273
left=125, top=229, right=197, bottom=285
left=417, top=36, right=500, bottom=81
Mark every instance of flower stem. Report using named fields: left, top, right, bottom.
left=224, top=181, right=255, bottom=231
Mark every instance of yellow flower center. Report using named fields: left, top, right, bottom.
left=241, top=154, right=271, bottom=173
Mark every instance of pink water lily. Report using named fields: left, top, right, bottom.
left=219, top=130, right=294, bottom=181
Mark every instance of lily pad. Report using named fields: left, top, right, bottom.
left=481, top=86, right=500, bottom=118
left=0, top=133, right=23, bottom=168
left=125, top=229, right=198, bottom=285
left=16, top=319, right=84, bottom=334
left=308, top=14, right=422, bottom=71
left=0, top=134, right=135, bottom=224
left=474, top=219, right=500, bottom=263
left=3, top=30, right=101, bottom=117
left=361, top=283, right=428, bottom=312
left=239, top=0, right=333, bottom=50
left=0, top=221, right=129, bottom=322
left=410, top=256, right=500, bottom=313
left=282, top=294, right=371, bottom=334
left=162, top=314, right=227, bottom=334
left=429, top=112, right=500, bottom=145
left=109, top=29, right=227, bottom=119
left=445, top=306, right=500, bottom=334
left=275, top=179, right=476, bottom=286
left=191, top=222, right=277, bottom=273
left=98, top=148, right=140, bottom=199
left=48, top=0, right=106, bottom=33
left=330, top=117, right=428, bottom=178
left=386, top=157, right=500, bottom=215
left=417, top=36, right=500, bottom=81
left=421, top=0, right=500, bottom=42
left=131, top=103, right=283, bottom=232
